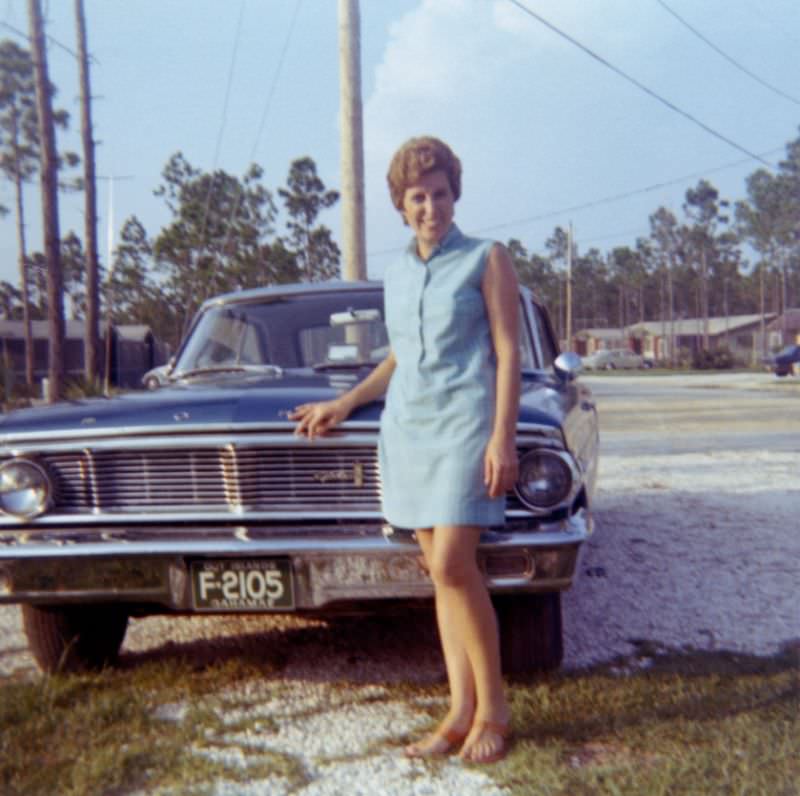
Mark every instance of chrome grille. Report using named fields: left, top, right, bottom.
left=36, top=445, right=382, bottom=514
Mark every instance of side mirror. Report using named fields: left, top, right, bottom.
left=553, top=351, right=582, bottom=383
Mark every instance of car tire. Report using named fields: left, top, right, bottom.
left=144, top=376, right=160, bottom=390
left=494, top=592, right=563, bottom=675
left=22, top=604, right=129, bottom=674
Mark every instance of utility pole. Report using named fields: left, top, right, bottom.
left=338, top=0, right=366, bottom=281
left=99, top=174, right=133, bottom=395
left=28, top=0, right=65, bottom=402
left=75, top=0, right=100, bottom=386
left=565, top=222, right=573, bottom=351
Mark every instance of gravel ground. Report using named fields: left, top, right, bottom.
left=1, top=372, right=798, bottom=794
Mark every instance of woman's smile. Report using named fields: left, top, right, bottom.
left=401, top=169, right=455, bottom=258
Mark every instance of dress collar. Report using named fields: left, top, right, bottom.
left=406, top=223, right=463, bottom=263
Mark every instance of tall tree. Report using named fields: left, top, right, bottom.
left=683, top=180, right=729, bottom=350
left=0, top=39, right=42, bottom=388
left=736, top=130, right=800, bottom=347
left=153, top=153, right=280, bottom=341
left=278, top=157, right=340, bottom=281
left=75, top=0, right=100, bottom=383
left=28, top=0, right=66, bottom=400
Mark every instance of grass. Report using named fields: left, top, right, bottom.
left=0, top=643, right=797, bottom=796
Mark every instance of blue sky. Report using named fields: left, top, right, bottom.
left=1, top=0, right=798, bottom=290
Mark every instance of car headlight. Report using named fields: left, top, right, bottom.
left=514, top=449, right=577, bottom=512
left=0, top=459, right=52, bottom=519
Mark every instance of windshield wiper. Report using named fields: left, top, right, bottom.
left=311, top=360, right=377, bottom=371
left=175, top=364, right=283, bottom=378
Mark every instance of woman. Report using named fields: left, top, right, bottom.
left=290, top=136, right=520, bottom=764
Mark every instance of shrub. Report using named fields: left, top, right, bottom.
left=691, top=347, right=735, bottom=370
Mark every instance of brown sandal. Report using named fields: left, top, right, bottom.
left=404, top=726, right=469, bottom=758
left=459, top=720, right=512, bottom=764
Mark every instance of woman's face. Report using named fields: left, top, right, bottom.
left=400, top=169, right=455, bottom=254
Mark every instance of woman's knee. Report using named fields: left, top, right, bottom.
left=426, top=530, right=481, bottom=587
left=428, top=555, right=475, bottom=587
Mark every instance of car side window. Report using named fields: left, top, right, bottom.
left=518, top=298, right=536, bottom=370
left=530, top=303, right=558, bottom=368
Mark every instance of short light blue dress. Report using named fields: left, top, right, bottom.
left=378, top=224, right=505, bottom=529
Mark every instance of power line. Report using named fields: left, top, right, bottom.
left=367, top=146, right=783, bottom=259
left=473, top=146, right=781, bottom=236
left=1, top=18, right=98, bottom=64
left=198, top=0, right=247, bottom=248
left=505, top=0, right=772, bottom=167
left=220, top=0, right=303, bottom=256
left=655, top=0, right=800, bottom=107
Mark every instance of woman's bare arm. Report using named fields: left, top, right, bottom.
left=482, top=243, right=521, bottom=498
left=290, top=350, right=396, bottom=439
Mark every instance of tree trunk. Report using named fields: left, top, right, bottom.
left=28, top=0, right=64, bottom=402
left=75, top=0, right=100, bottom=384
left=701, top=247, right=709, bottom=351
left=13, top=172, right=35, bottom=390
left=667, top=261, right=675, bottom=367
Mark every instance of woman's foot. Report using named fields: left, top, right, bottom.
left=459, top=719, right=512, bottom=764
left=404, top=718, right=472, bottom=758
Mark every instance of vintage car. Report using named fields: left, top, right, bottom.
left=581, top=348, right=649, bottom=371
left=0, top=281, right=598, bottom=675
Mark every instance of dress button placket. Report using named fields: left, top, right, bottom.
left=418, top=256, right=435, bottom=364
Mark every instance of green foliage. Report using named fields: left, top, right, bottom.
left=152, top=153, right=281, bottom=332
left=691, top=346, right=736, bottom=370
left=145, top=152, right=337, bottom=346
left=511, top=125, right=800, bottom=347
left=278, top=156, right=341, bottom=281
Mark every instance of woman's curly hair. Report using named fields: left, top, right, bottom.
left=386, top=136, right=462, bottom=210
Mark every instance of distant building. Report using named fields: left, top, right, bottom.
left=0, top=320, right=168, bottom=391
left=574, top=313, right=777, bottom=365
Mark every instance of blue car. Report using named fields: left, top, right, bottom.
left=0, top=281, right=599, bottom=675
left=764, top=344, right=800, bottom=377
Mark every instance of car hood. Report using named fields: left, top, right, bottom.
left=0, top=369, right=565, bottom=439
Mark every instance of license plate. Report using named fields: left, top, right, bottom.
left=191, top=558, right=294, bottom=611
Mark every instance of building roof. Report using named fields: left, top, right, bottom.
left=0, top=319, right=153, bottom=341
left=575, top=313, right=777, bottom=340
left=766, top=309, right=800, bottom=332
left=628, top=314, right=776, bottom=337
left=573, top=328, right=625, bottom=341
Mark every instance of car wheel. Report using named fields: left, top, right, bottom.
left=144, top=376, right=161, bottom=390
left=494, top=592, right=563, bottom=675
left=22, top=604, right=129, bottom=674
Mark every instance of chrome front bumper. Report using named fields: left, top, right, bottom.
left=0, top=510, right=592, bottom=611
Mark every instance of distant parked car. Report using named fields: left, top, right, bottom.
left=763, top=344, right=800, bottom=377
left=581, top=348, right=648, bottom=370
left=141, top=359, right=174, bottom=390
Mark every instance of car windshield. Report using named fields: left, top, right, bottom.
left=173, top=290, right=389, bottom=373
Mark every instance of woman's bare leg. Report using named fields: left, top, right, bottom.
left=404, top=528, right=476, bottom=755
left=407, top=525, right=509, bottom=760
